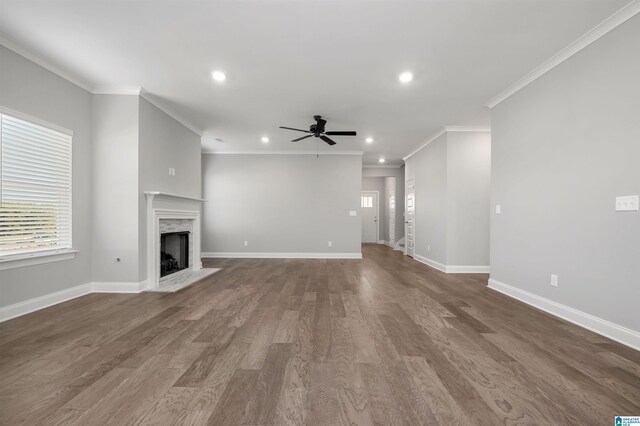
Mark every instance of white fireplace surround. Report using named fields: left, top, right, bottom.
left=145, top=192, right=204, bottom=290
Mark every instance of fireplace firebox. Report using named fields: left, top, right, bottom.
left=160, top=231, right=189, bottom=277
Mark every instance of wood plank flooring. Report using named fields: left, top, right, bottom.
left=1, top=244, right=639, bottom=425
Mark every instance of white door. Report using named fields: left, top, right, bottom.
left=387, top=177, right=396, bottom=246
left=361, top=191, right=379, bottom=243
left=405, top=179, right=415, bottom=257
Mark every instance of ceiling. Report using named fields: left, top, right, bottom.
left=0, top=0, right=630, bottom=165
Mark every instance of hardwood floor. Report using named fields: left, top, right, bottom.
left=1, top=244, right=638, bottom=425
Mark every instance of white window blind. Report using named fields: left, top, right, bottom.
left=0, top=112, right=72, bottom=256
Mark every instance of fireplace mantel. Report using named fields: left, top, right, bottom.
left=145, top=191, right=203, bottom=290
left=144, top=191, right=206, bottom=202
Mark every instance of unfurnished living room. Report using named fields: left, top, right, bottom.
left=0, top=0, right=639, bottom=425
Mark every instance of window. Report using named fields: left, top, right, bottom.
left=361, top=196, right=373, bottom=208
left=0, top=111, right=72, bottom=257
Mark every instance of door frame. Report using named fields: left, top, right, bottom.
left=405, top=179, right=415, bottom=257
left=361, top=190, right=380, bottom=243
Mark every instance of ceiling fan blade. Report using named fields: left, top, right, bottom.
left=324, top=131, right=357, bottom=136
left=279, top=126, right=310, bottom=133
left=292, top=135, right=313, bottom=142
left=320, top=135, right=337, bottom=146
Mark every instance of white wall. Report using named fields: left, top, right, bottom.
left=91, top=95, right=140, bottom=283
left=202, top=154, right=362, bottom=255
left=138, top=98, right=202, bottom=281
left=447, top=131, right=491, bottom=266
left=0, top=46, right=93, bottom=308
left=405, top=130, right=491, bottom=269
left=362, top=166, right=405, bottom=244
left=405, top=134, right=448, bottom=264
left=491, top=14, right=640, bottom=333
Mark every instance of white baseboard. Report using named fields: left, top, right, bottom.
left=414, top=254, right=447, bottom=272
left=0, top=283, right=92, bottom=322
left=413, top=254, right=489, bottom=274
left=91, top=281, right=149, bottom=293
left=377, top=240, right=386, bottom=245
left=201, top=252, right=362, bottom=259
left=488, top=278, right=640, bottom=351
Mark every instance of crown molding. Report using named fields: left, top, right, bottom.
left=139, top=90, right=202, bottom=136
left=485, top=0, right=640, bottom=108
left=362, top=165, right=403, bottom=169
left=402, top=128, right=446, bottom=161
left=403, top=126, right=491, bottom=161
left=93, top=86, right=142, bottom=95
left=444, top=126, right=491, bottom=132
left=202, top=150, right=364, bottom=156
left=0, top=32, right=93, bottom=92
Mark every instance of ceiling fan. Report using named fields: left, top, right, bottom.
left=279, top=115, right=357, bottom=145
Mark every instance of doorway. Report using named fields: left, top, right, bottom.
left=405, top=179, right=415, bottom=257
left=361, top=191, right=379, bottom=243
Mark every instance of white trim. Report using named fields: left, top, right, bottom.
left=202, top=252, right=362, bottom=259
left=413, top=254, right=447, bottom=273
left=413, top=254, right=489, bottom=273
left=0, top=106, right=74, bottom=136
left=91, top=281, right=149, bottom=293
left=0, top=283, right=92, bottom=322
left=446, top=265, right=490, bottom=273
left=403, top=126, right=492, bottom=161
left=484, top=0, right=640, bottom=108
left=443, top=126, right=491, bottom=133
left=403, top=128, right=446, bottom=161
left=0, top=33, right=93, bottom=92
left=201, top=150, right=364, bottom=155
left=377, top=240, right=386, bottom=245
left=488, top=278, right=640, bottom=351
left=363, top=165, right=403, bottom=169
left=93, top=86, right=142, bottom=95
left=139, top=90, right=202, bottom=136
left=0, top=249, right=78, bottom=271
left=143, top=191, right=205, bottom=202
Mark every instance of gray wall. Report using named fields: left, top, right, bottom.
left=447, top=131, right=491, bottom=266
left=0, top=46, right=93, bottom=308
left=491, top=14, right=640, bottom=332
left=405, top=134, right=448, bottom=264
left=91, top=95, right=140, bottom=283
left=362, top=177, right=387, bottom=242
left=362, top=166, right=405, bottom=243
left=202, top=154, right=362, bottom=254
left=405, top=130, right=491, bottom=267
left=138, top=98, right=202, bottom=280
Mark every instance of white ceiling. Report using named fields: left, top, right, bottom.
left=0, top=0, right=630, bottom=165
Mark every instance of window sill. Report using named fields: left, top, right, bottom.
left=0, top=249, right=79, bottom=271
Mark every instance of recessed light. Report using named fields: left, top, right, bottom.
left=399, top=71, right=413, bottom=83
left=379, top=158, right=386, bottom=163
left=261, top=136, right=269, bottom=143
left=212, top=71, right=226, bottom=82
left=365, top=137, right=374, bottom=144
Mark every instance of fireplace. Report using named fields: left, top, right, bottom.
left=160, top=231, right=189, bottom=277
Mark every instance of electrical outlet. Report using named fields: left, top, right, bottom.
left=550, top=274, right=558, bottom=287
left=427, top=245, right=430, bottom=252
left=615, top=195, right=639, bottom=211
left=243, top=240, right=248, bottom=247
left=328, top=241, right=332, bottom=247
left=168, top=167, right=176, bottom=176
left=495, top=204, right=501, bottom=214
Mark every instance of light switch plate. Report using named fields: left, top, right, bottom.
left=495, top=205, right=501, bottom=214
left=615, top=195, right=639, bottom=211
left=169, top=167, right=176, bottom=176
left=349, top=211, right=357, bottom=216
